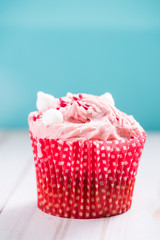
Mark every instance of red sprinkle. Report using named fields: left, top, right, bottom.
left=33, top=115, right=40, bottom=121
left=59, top=98, right=67, bottom=107
left=83, top=105, right=89, bottom=110
left=130, top=136, right=134, bottom=139
left=77, top=101, right=81, bottom=106
left=56, top=107, right=60, bottom=110
left=73, top=96, right=78, bottom=101
left=116, top=117, right=119, bottom=121
left=78, top=94, right=83, bottom=99
left=85, top=104, right=90, bottom=107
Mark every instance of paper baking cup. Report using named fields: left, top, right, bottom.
left=30, top=131, right=146, bottom=219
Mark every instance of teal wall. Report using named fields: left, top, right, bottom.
left=0, top=1, right=160, bottom=130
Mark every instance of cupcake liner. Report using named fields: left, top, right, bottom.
left=30, top=131, right=146, bottom=219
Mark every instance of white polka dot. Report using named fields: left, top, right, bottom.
left=116, top=147, right=120, bottom=151
left=59, top=161, right=64, bottom=165
left=133, top=162, right=137, bottom=166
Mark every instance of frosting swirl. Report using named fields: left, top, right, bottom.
left=28, top=92, right=144, bottom=141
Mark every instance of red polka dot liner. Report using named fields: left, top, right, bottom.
left=30, top=131, right=146, bottom=219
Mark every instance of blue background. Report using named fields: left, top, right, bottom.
left=0, top=0, right=160, bottom=130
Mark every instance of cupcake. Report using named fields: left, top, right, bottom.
left=28, top=91, right=146, bottom=219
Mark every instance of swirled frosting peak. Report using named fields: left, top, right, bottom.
left=28, top=92, right=144, bottom=141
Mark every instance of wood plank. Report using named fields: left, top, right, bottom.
left=0, top=164, right=35, bottom=240
left=0, top=131, right=10, bottom=145
left=0, top=130, right=32, bottom=212
left=63, top=218, right=107, bottom=240
left=0, top=164, right=68, bottom=240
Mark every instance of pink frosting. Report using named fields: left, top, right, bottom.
left=28, top=93, right=144, bottom=141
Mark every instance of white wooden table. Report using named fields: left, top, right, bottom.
left=0, top=130, right=160, bottom=240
